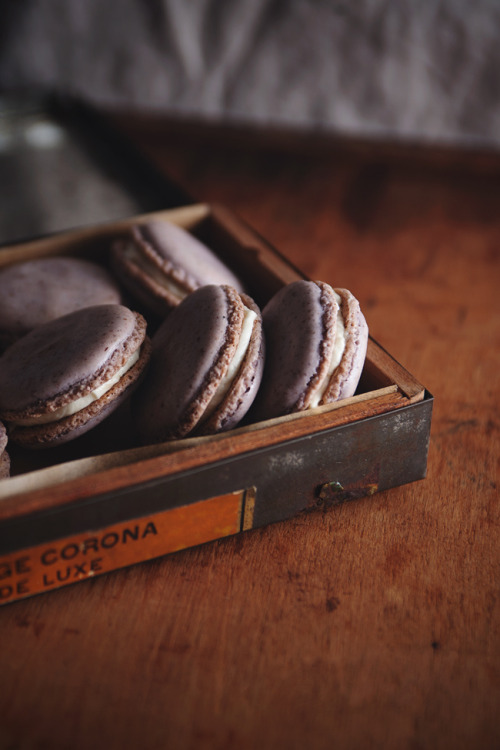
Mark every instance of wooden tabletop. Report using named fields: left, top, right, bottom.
left=1, top=113, right=499, bottom=750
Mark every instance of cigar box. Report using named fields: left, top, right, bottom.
left=0, top=98, right=433, bottom=606
left=0, top=202, right=433, bottom=606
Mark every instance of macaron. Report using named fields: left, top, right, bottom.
left=252, top=280, right=368, bottom=421
left=0, top=256, right=122, bottom=349
left=0, top=305, right=151, bottom=449
left=134, top=284, right=264, bottom=443
left=0, top=421, right=10, bottom=478
left=111, top=220, right=245, bottom=316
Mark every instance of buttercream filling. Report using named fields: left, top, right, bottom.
left=12, top=349, right=140, bottom=426
left=202, top=306, right=257, bottom=421
left=123, top=241, right=187, bottom=301
left=310, top=292, right=347, bottom=407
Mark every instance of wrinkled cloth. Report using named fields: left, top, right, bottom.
left=1, top=0, right=500, bottom=146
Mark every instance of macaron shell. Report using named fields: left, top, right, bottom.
left=0, top=451, right=10, bottom=478
left=134, top=285, right=256, bottom=443
left=252, top=280, right=338, bottom=421
left=0, top=420, right=7, bottom=455
left=112, top=221, right=244, bottom=315
left=140, top=221, right=244, bottom=293
left=0, top=421, right=9, bottom=478
left=0, top=305, right=145, bottom=419
left=0, top=256, right=122, bottom=347
left=111, top=237, right=180, bottom=316
left=199, top=293, right=264, bottom=434
left=7, top=338, right=152, bottom=449
left=321, top=288, right=369, bottom=402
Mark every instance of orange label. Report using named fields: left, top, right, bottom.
left=0, top=488, right=255, bottom=606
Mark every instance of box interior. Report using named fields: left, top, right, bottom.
left=0, top=204, right=426, bottom=503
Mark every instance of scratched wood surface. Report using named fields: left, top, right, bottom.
left=0, top=114, right=498, bottom=750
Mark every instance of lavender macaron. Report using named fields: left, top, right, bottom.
left=111, top=220, right=244, bottom=316
left=134, top=284, right=264, bottom=443
left=0, top=256, right=122, bottom=350
left=252, top=280, right=368, bottom=421
left=0, top=305, right=151, bottom=449
left=0, top=421, right=10, bottom=478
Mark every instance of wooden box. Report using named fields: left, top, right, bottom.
left=0, top=203, right=433, bottom=606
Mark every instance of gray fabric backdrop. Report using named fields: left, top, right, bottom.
left=1, top=0, right=499, bottom=147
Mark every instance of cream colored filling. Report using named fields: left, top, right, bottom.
left=310, top=292, right=347, bottom=407
left=13, top=350, right=140, bottom=426
left=123, top=241, right=186, bottom=301
left=202, top=306, right=257, bottom=421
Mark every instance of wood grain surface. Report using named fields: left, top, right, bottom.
left=0, top=114, right=498, bottom=750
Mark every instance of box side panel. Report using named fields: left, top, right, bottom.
left=250, top=394, right=433, bottom=525
left=0, top=396, right=432, bottom=604
left=0, top=396, right=433, bottom=557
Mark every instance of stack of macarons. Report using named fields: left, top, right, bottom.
left=0, top=218, right=369, bottom=468
left=130, top=278, right=368, bottom=442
